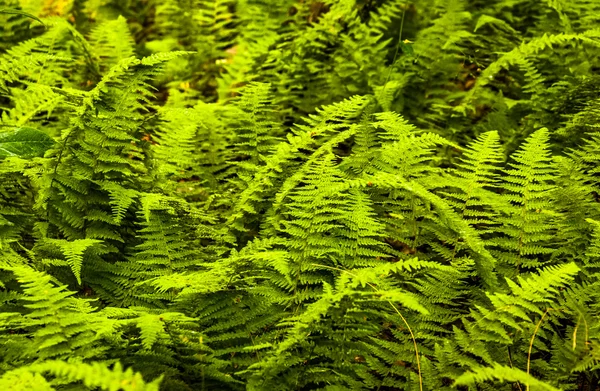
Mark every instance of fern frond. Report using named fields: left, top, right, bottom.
left=0, top=360, right=162, bottom=391
left=454, top=363, right=560, bottom=391
left=491, top=128, right=559, bottom=274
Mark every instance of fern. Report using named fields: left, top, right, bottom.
left=491, top=128, right=559, bottom=274
left=0, top=265, right=109, bottom=363
left=0, top=360, right=162, bottom=391
left=2, top=2, right=600, bottom=391
left=455, top=363, right=560, bottom=391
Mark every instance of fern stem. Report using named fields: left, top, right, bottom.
left=382, top=4, right=407, bottom=89
left=507, top=347, right=523, bottom=391
left=526, top=308, right=551, bottom=391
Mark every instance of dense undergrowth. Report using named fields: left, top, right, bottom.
left=1, top=0, right=600, bottom=390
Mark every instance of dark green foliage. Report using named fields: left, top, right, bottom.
left=0, top=127, right=54, bottom=158
left=1, top=0, right=600, bottom=390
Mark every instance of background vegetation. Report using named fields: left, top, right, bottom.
left=1, top=0, right=600, bottom=390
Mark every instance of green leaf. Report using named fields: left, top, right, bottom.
left=0, top=127, right=55, bottom=159
left=46, top=239, right=103, bottom=285
left=455, top=363, right=561, bottom=391
left=474, top=15, right=518, bottom=34
left=0, top=8, right=45, bottom=26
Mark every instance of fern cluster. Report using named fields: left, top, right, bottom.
left=1, top=0, right=600, bottom=390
